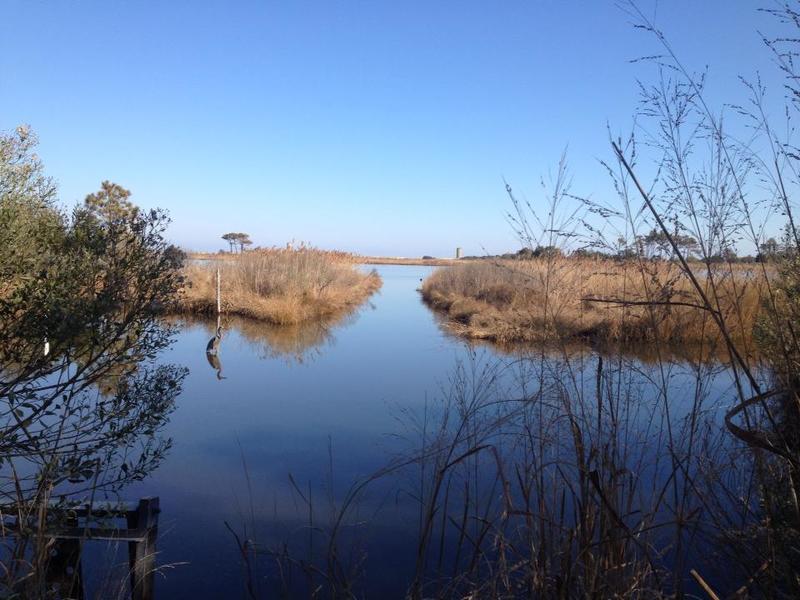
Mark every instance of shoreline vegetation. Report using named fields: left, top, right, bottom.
left=187, top=250, right=458, bottom=267
left=179, top=246, right=381, bottom=325
left=421, top=256, right=769, bottom=347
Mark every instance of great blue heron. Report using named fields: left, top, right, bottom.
left=206, top=326, right=223, bottom=355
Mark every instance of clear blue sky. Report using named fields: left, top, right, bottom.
left=0, top=1, right=785, bottom=255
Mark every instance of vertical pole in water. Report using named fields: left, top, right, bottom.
left=216, top=267, right=222, bottom=333
left=216, top=267, right=221, bottom=315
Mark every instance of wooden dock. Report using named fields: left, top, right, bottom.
left=1, top=496, right=160, bottom=600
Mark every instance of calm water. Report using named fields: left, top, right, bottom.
left=125, top=265, right=477, bottom=598
left=83, top=265, right=741, bottom=598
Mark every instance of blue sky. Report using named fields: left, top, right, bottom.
left=0, top=1, right=786, bottom=255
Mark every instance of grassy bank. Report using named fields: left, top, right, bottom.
left=180, top=247, right=381, bottom=324
left=421, top=256, right=768, bottom=346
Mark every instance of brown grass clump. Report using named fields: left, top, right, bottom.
left=179, top=247, right=381, bottom=325
left=421, top=256, right=769, bottom=346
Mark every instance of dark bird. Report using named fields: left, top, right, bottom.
left=206, top=326, right=223, bottom=355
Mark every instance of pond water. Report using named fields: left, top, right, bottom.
left=124, top=265, right=473, bottom=597
left=83, top=264, right=743, bottom=598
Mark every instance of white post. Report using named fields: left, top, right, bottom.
left=216, top=267, right=221, bottom=315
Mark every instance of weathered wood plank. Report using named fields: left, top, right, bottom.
left=0, top=524, right=148, bottom=542
left=0, top=499, right=140, bottom=517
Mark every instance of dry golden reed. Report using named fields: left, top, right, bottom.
left=422, top=256, right=768, bottom=346
left=180, top=246, right=381, bottom=325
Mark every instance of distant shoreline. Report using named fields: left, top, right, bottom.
left=186, top=251, right=457, bottom=267
left=357, top=256, right=456, bottom=266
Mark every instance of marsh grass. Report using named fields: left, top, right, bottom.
left=180, top=247, right=381, bottom=325
left=422, top=256, right=768, bottom=348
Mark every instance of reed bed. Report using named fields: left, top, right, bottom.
left=421, top=256, right=768, bottom=347
left=188, top=245, right=358, bottom=263
left=180, top=247, right=381, bottom=325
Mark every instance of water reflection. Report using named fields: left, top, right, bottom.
left=217, top=344, right=752, bottom=598
left=78, top=264, right=777, bottom=599
left=1, top=274, right=185, bottom=597
left=0, top=350, right=183, bottom=598
left=205, top=349, right=226, bottom=379
left=185, top=310, right=362, bottom=369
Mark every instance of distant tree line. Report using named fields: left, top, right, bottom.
left=221, top=232, right=252, bottom=253
left=460, top=229, right=792, bottom=264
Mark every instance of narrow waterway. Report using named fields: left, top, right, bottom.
left=87, top=264, right=742, bottom=598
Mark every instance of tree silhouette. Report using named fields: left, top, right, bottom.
left=221, top=232, right=252, bottom=252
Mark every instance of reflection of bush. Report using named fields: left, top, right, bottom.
left=2, top=365, right=183, bottom=498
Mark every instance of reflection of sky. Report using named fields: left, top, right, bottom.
left=123, top=265, right=472, bottom=598
left=116, top=265, right=744, bottom=599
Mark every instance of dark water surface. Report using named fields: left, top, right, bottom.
left=84, top=265, right=741, bottom=598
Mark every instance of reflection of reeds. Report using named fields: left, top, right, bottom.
left=180, top=247, right=381, bottom=325
left=449, top=326, right=737, bottom=364
left=188, top=312, right=358, bottom=364
left=422, top=257, right=768, bottom=347
left=228, top=350, right=746, bottom=598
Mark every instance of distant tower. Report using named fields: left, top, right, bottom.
left=455, top=247, right=462, bottom=259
